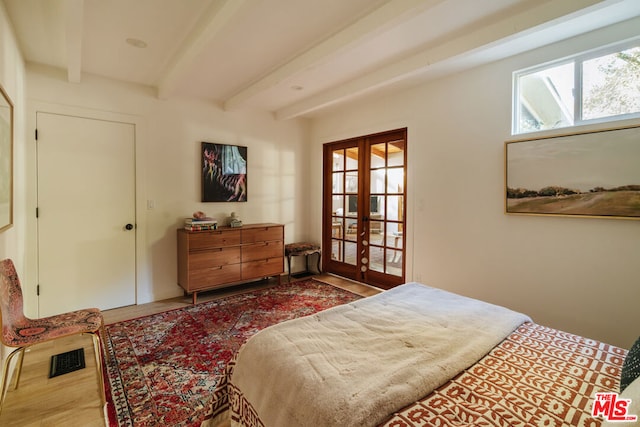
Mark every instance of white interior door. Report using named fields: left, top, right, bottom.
left=37, top=112, right=136, bottom=316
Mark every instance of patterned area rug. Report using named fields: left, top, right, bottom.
left=103, top=279, right=361, bottom=427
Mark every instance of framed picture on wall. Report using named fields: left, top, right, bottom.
left=505, top=125, right=640, bottom=219
left=202, top=142, right=247, bottom=202
left=0, top=83, right=13, bottom=233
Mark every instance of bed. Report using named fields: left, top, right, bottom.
left=225, top=282, right=635, bottom=427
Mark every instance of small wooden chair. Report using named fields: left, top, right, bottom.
left=0, top=258, right=107, bottom=413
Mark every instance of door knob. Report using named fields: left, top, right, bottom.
left=125, top=223, right=134, bottom=230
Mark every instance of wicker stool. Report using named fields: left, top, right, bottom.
left=285, top=243, right=321, bottom=281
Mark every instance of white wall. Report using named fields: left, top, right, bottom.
left=24, top=66, right=310, bottom=309
left=0, top=2, right=26, bottom=288
left=309, top=19, right=640, bottom=349
left=0, top=0, right=27, bottom=373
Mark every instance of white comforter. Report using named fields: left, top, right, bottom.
left=229, top=282, right=530, bottom=427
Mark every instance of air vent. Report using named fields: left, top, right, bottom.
left=49, top=348, right=86, bottom=378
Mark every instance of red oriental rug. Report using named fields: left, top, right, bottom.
left=103, top=279, right=361, bottom=427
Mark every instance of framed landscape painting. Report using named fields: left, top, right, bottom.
left=0, top=84, right=13, bottom=232
left=505, top=125, right=640, bottom=219
left=202, top=142, right=247, bottom=202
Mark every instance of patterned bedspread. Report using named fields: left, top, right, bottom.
left=380, top=322, right=626, bottom=427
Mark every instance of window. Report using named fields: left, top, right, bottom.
left=513, top=39, right=640, bottom=134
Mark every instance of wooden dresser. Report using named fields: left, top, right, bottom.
left=177, top=223, right=284, bottom=303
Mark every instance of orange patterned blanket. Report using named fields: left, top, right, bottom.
left=380, top=322, right=626, bottom=427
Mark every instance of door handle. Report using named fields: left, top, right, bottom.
left=125, top=223, right=134, bottom=230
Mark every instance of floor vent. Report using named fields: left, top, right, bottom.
left=49, top=348, right=85, bottom=378
left=291, top=271, right=313, bottom=279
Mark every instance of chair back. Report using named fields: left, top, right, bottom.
left=0, top=259, right=27, bottom=346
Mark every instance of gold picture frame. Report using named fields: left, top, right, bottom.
left=0, top=83, right=13, bottom=232
left=505, top=125, right=640, bottom=220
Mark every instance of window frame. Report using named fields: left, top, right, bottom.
left=513, top=37, right=640, bottom=135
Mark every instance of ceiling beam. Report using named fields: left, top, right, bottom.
left=274, top=0, right=618, bottom=120
left=222, top=0, right=446, bottom=112
left=65, top=0, right=84, bottom=83
left=157, top=0, right=249, bottom=99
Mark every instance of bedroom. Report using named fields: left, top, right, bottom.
left=0, top=0, right=639, bottom=425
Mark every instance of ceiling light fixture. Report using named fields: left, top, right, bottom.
left=126, top=38, right=147, bottom=48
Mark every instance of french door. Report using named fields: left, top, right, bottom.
left=322, top=128, right=406, bottom=289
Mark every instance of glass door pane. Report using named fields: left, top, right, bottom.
left=368, top=139, right=404, bottom=278
left=330, top=147, right=358, bottom=265
left=330, top=149, right=345, bottom=262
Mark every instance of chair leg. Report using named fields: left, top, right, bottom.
left=99, top=323, right=111, bottom=364
left=13, top=348, right=26, bottom=389
left=88, top=332, right=107, bottom=406
left=0, top=347, right=25, bottom=414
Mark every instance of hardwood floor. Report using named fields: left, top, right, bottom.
left=0, top=274, right=380, bottom=426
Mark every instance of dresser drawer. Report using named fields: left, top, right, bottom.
left=188, top=230, right=241, bottom=250
left=241, top=225, right=283, bottom=244
left=241, top=241, right=283, bottom=263
left=189, top=247, right=240, bottom=270
left=189, top=264, right=241, bottom=291
left=241, top=257, right=283, bottom=279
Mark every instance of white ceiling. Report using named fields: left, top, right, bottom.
left=3, top=0, right=640, bottom=119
